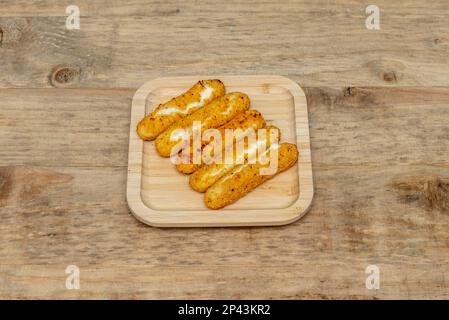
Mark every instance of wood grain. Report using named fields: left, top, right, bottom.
left=1, top=86, right=449, bottom=298
left=1, top=0, right=449, bottom=299
left=1, top=1, right=449, bottom=88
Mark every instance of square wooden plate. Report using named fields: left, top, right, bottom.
left=127, top=75, right=313, bottom=227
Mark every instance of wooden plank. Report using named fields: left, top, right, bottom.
left=1, top=86, right=449, bottom=298
left=1, top=1, right=449, bottom=88
left=1, top=164, right=448, bottom=266
left=1, top=86, right=449, bottom=167
left=0, top=263, right=447, bottom=299
left=3, top=0, right=448, bottom=17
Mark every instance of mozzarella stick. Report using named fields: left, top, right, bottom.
left=155, top=92, right=250, bottom=157
left=176, top=109, right=266, bottom=174
left=136, top=79, right=225, bottom=141
left=190, top=126, right=280, bottom=193
left=204, top=143, right=298, bottom=209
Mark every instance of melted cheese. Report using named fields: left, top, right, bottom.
left=155, top=85, right=214, bottom=116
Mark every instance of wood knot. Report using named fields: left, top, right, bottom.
left=50, top=65, right=80, bottom=87
left=0, top=19, right=29, bottom=47
left=383, top=71, right=397, bottom=82
left=391, top=173, right=449, bottom=212
left=365, top=59, right=404, bottom=84
left=344, top=87, right=354, bottom=96
left=159, top=8, right=181, bottom=16
left=340, top=87, right=375, bottom=108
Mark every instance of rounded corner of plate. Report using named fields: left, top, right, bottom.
left=128, top=206, right=164, bottom=228
left=126, top=194, right=161, bottom=227
left=277, top=192, right=314, bottom=226
left=274, top=76, right=306, bottom=97
left=132, top=78, right=165, bottom=104
left=279, top=209, right=310, bottom=226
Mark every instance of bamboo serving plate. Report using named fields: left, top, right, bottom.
left=127, top=75, right=313, bottom=227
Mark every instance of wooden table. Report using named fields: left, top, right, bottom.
left=1, top=0, right=448, bottom=299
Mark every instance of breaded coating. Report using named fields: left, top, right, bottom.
left=136, top=79, right=225, bottom=141
left=155, top=92, right=250, bottom=157
left=204, top=143, right=298, bottom=209
left=176, top=109, right=266, bottom=174
left=190, top=126, right=280, bottom=193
